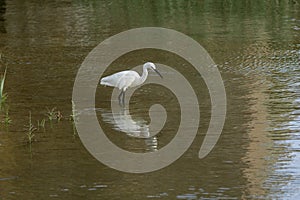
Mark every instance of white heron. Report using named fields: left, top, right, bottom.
left=100, top=62, right=163, bottom=106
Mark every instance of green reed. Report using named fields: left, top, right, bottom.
left=46, top=107, right=62, bottom=122
left=26, top=111, right=36, bottom=144
left=37, top=118, right=46, bottom=130
left=0, top=66, right=7, bottom=110
left=4, top=107, right=11, bottom=125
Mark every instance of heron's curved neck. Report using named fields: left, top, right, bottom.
left=138, top=67, right=149, bottom=85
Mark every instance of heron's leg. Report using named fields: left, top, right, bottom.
left=118, top=91, right=124, bottom=107
left=118, top=90, right=126, bottom=107
left=122, top=91, right=125, bottom=106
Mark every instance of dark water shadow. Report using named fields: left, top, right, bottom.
left=0, top=0, right=6, bottom=33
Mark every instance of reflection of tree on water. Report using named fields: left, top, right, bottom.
left=100, top=109, right=158, bottom=152
left=0, top=0, right=6, bottom=33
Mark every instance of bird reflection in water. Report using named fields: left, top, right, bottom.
left=100, top=108, right=158, bottom=152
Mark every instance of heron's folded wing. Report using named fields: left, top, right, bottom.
left=117, top=74, right=136, bottom=90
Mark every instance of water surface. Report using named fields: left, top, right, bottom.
left=0, top=0, right=300, bottom=199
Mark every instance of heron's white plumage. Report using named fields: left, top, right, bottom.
left=100, top=62, right=161, bottom=91
left=100, top=70, right=140, bottom=90
left=100, top=62, right=162, bottom=106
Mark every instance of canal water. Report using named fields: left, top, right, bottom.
left=0, top=0, right=299, bottom=199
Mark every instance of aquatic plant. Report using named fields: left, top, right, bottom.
left=70, top=101, right=77, bottom=135
left=26, top=111, right=36, bottom=144
left=56, top=110, right=63, bottom=121
left=46, top=107, right=56, bottom=121
left=70, top=101, right=77, bottom=121
left=0, top=54, right=11, bottom=126
left=37, top=118, right=46, bottom=130
left=46, top=107, right=63, bottom=121
left=4, top=107, right=11, bottom=125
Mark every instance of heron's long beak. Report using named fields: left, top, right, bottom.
left=153, top=68, right=163, bottom=79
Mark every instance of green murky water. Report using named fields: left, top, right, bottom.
left=0, top=0, right=300, bottom=199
